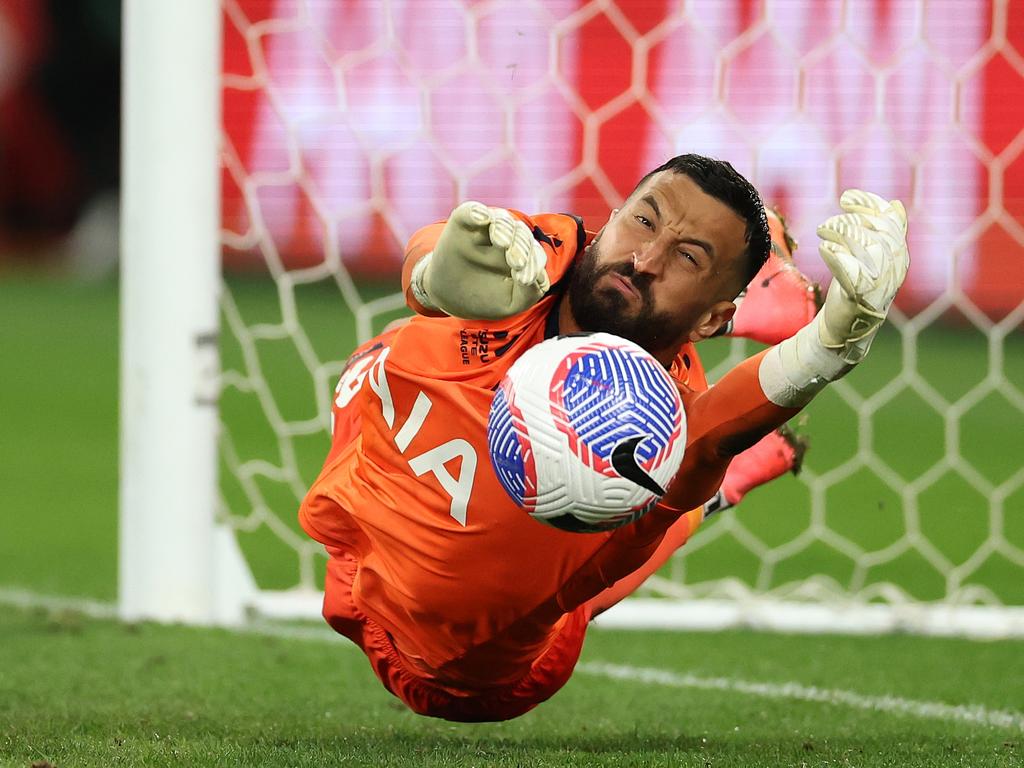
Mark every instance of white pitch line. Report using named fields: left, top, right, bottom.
left=0, top=588, right=352, bottom=646
left=577, top=662, right=1024, bottom=732
left=0, top=588, right=117, bottom=619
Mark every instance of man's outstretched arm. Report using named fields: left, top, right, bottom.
left=659, top=189, right=909, bottom=514
left=583, top=426, right=804, bottom=617
left=554, top=190, right=908, bottom=615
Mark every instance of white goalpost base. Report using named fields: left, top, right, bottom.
left=594, top=599, right=1024, bottom=639
left=243, top=589, right=1024, bottom=640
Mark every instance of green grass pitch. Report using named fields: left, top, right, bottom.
left=1, top=272, right=1022, bottom=766
left=1, top=605, right=1021, bottom=767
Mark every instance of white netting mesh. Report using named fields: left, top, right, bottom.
left=217, top=0, right=1024, bottom=621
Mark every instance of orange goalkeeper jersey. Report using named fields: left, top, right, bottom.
left=299, top=212, right=708, bottom=690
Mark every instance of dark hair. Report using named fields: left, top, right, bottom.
left=631, top=154, right=770, bottom=287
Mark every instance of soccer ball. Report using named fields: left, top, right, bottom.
left=487, top=332, right=686, bottom=532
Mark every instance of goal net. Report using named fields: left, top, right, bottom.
left=122, top=0, right=1024, bottom=635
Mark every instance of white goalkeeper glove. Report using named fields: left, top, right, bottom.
left=409, top=201, right=551, bottom=320
left=816, top=190, right=909, bottom=362
left=759, top=189, right=910, bottom=407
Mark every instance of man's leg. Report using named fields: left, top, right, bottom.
left=720, top=425, right=805, bottom=507
left=320, top=544, right=454, bottom=717
left=321, top=547, right=369, bottom=650
left=724, top=208, right=820, bottom=345
left=321, top=540, right=591, bottom=723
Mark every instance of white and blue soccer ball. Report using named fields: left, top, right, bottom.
left=487, top=332, right=686, bottom=532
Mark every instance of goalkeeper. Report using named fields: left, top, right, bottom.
left=300, top=154, right=909, bottom=722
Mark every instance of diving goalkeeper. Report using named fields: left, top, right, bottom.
left=299, top=154, right=909, bottom=722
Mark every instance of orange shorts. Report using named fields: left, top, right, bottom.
left=322, top=549, right=591, bottom=723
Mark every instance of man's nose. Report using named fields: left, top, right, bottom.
left=632, top=240, right=667, bottom=277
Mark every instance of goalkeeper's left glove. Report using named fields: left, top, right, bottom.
left=758, top=189, right=909, bottom=407
left=815, top=191, right=909, bottom=362
left=409, top=201, right=551, bottom=320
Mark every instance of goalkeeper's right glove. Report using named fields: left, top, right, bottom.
left=759, top=189, right=910, bottom=407
left=409, top=201, right=551, bottom=320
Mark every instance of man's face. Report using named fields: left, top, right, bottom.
left=566, top=171, right=749, bottom=358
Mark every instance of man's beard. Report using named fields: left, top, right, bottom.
left=565, top=239, right=691, bottom=355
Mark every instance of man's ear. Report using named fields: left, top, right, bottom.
left=592, top=208, right=618, bottom=241
left=689, top=301, right=736, bottom=342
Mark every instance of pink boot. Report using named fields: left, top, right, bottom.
left=720, top=425, right=807, bottom=508
left=727, top=209, right=821, bottom=345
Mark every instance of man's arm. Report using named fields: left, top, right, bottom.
left=554, top=190, right=908, bottom=614
left=402, top=201, right=551, bottom=320
left=580, top=426, right=804, bottom=617
left=402, top=222, right=448, bottom=317
left=658, top=189, right=909, bottom=514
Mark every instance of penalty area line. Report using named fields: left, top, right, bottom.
left=577, top=661, right=1024, bottom=732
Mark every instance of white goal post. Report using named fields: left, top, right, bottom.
left=120, top=0, right=255, bottom=625
left=120, top=0, right=1024, bottom=636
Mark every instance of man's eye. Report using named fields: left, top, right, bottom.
left=635, top=215, right=652, bottom=229
left=680, top=251, right=697, bottom=265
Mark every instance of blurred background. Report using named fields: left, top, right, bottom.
left=221, top=0, right=1023, bottom=315
left=3, top=0, right=1022, bottom=306
left=0, top=0, right=119, bottom=273
left=2, top=0, right=1022, bottom=614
